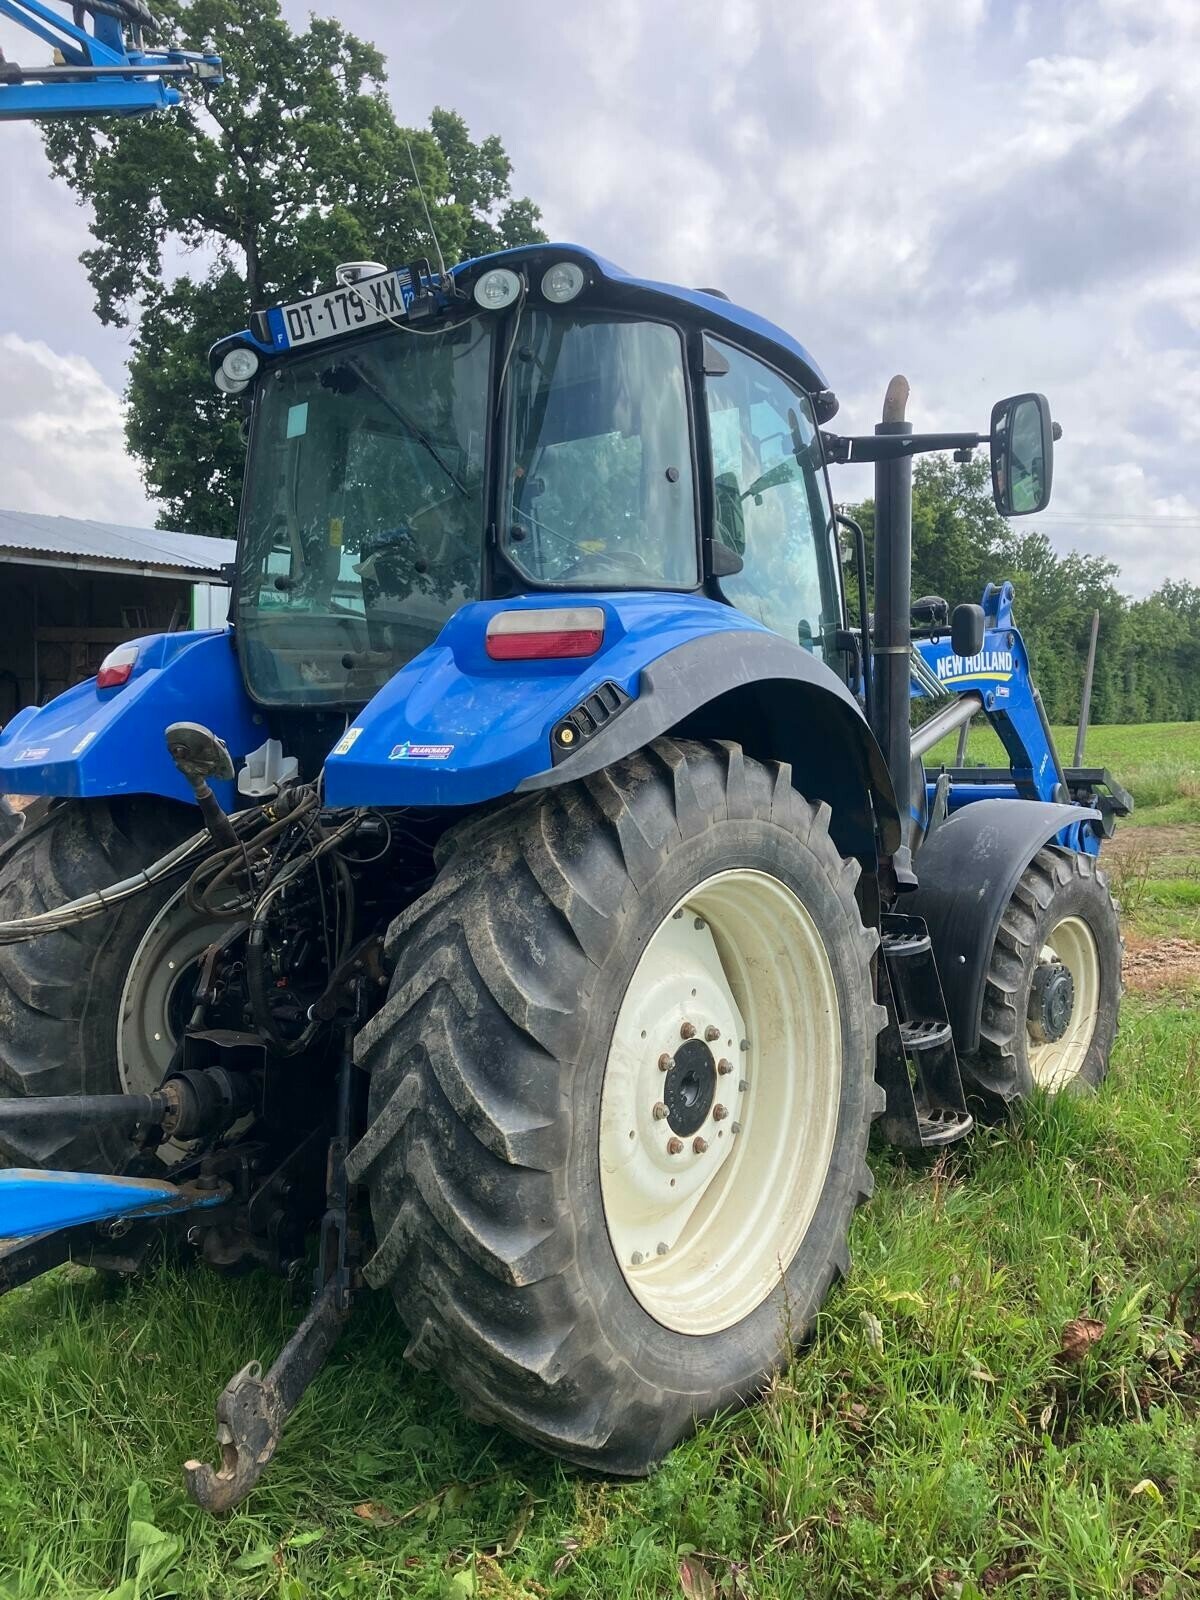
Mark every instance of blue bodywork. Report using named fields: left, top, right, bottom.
left=0, top=594, right=782, bottom=811
left=0, top=631, right=260, bottom=809
left=0, top=0, right=222, bottom=120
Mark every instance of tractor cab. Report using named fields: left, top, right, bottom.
left=214, top=247, right=847, bottom=711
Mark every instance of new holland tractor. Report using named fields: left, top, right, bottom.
left=0, top=239, right=1131, bottom=1509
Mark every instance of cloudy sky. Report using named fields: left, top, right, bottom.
left=1, top=0, right=1197, bottom=594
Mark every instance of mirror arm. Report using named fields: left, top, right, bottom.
left=823, top=430, right=986, bottom=465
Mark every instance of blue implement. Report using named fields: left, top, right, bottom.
left=0, top=1168, right=228, bottom=1240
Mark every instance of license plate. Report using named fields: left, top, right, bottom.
left=278, top=269, right=413, bottom=348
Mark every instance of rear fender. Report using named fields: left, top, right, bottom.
left=907, top=797, right=1102, bottom=1056
left=324, top=594, right=900, bottom=859
left=0, top=630, right=261, bottom=809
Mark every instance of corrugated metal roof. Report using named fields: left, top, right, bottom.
left=0, top=509, right=232, bottom=577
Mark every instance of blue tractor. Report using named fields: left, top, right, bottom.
left=0, top=244, right=1130, bottom=1508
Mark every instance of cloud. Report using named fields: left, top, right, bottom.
left=0, top=0, right=1198, bottom=593
left=0, top=334, right=158, bottom=527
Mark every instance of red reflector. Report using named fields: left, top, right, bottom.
left=97, top=645, right=138, bottom=689
left=485, top=606, right=606, bottom=661
left=96, top=662, right=134, bottom=688
left=487, top=628, right=604, bottom=660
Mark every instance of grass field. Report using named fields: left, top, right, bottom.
left=2, top=725, right=1199, bottom=1599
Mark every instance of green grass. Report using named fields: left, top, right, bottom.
left=3, top=720, right=1199, bottom=1598
left=924, top=719, right=1200, bottom=827
left=3, top=1011, right=1200, bottom=1598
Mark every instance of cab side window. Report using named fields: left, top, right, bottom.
left=705, top=341, right=840, bottom=656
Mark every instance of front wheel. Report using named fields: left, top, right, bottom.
left=350, top=739, right=885, bottom=1472
left=960, top=846, right=1122, bottom=1109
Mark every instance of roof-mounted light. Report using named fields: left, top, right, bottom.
left=97, top=644, right=138, bottom=690
left=541, top=261, right=585, bottom=304
left=214, top=347, right=259, bottom=394
left=485, top=606, right=605, bottom=661
left=473, top=267, right=522, bottom=311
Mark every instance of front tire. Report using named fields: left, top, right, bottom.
left=959, top=847, right=1121, bottom=1110
left=349, top=739, right=884, bottom=1472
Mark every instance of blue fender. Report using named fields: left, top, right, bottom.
left=322, top=593, right=884, bottom=817
left=0, top=630, right=261, bottom=810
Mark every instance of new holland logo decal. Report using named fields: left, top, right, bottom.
left=935, top=648, right=1014, bottom=686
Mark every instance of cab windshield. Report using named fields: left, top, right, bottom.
left=236, top=319, right=491, bottom=706
left=235, top=305, right=698, bottom=706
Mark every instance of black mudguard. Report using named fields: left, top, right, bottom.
left=517, top=630, right=901, bottom=860
left=907, top=798, right=1102, bottom=1056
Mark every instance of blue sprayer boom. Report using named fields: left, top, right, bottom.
left=0, top=88, right=1131, bottom=1506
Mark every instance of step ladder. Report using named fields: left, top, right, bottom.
left=876, top=912, right=974, bottom=1151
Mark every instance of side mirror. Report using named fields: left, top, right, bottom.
left=951, top=603, right=985, bottom=658
left=990, top=393, right=1054, bottom=516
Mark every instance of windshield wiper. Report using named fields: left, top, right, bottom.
left=342, top=359, right=467, bottom=497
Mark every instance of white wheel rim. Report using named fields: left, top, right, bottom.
left=598, top=868, right=843, bottom=1336
left=117, top=884, right=228, bottom=1098
left=1027, top=915, right=1100, bottom=1091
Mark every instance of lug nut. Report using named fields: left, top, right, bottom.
left=731, top=1121, right=742, bottom=1135
left=631, top=1251, right=643, bottom=1265
left=712, top=1104, right=728, bottom=1121
left=667, top=1136, right=684, bottom=1155
left=658, top=1052, right=672, bottom=1071
left=739, top=1079, right=750, bottom=1093
left=692, top=1136, right=708, bottom=1154
left=652, top=1101, right=669, bottom=1120
left=694, top=916, right=706, bottom=930
left=656, top=1241, right=669, bottom=1256
left=740, top=1038, right=751, bottom=1052
left=680, top=1021, right=696, bottom=1040
left=717, top=1058, right=733, bottom=1075
left=704, top=1024, right=720, bottom=1042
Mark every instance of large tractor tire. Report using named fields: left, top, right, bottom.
left=349, top=739, right=885, bottom=1473
left=960, top=846, right=1121, bottom=1110
left=0, top=795, right=221, bottom=1171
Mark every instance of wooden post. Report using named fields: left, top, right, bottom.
left=1073, top=609, right=1100, bottom=767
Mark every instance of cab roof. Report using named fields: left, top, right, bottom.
left=454, top=242, right=830, bottom=394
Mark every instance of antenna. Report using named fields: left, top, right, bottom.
left=405, top=136, right=448, bottom=281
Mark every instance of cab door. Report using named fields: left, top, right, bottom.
left=702, top=338, right=845, bottom=663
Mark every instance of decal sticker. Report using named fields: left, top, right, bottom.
left=934, top=648, right=1014, bottom=686
left=388, top=742, right=455, bottom=761
left=286, top=401, right=309, bottom=439
left=17, top=747, right=49, bottom=762
left=332, top=726, right=364, bottom=756
left=72, top=730, right=99, bottom=756
left=329, top=517, right=343, bottom=549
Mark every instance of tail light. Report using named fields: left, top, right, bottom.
left=485, top=607, right=605, bottom=661
left=97, top=644, right=139, bottom=689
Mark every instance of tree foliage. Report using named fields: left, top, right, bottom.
left=850, top=458, right=1199, bottom=726
left=42, top=0, right=544, bottom=536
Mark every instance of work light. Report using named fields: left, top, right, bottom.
left=472, top=268, right=522, bottom=310
left=541, top=261, right=585, bottom=303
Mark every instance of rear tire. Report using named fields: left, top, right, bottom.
left=0, top=796, right=206, bottom=1170
left=959, top=847, right=1121, bottom=1111
left=349, top=739, right=884, bottom=1472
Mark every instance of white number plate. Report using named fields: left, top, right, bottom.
left=279, top=269, right=412, bottom=348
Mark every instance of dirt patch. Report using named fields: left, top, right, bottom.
left=1123, top=933, right=1200, bottom=993
left=1106, top=824, right=1200, bottom=867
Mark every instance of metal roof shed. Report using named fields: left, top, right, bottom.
left=0, top=509, right=231, bottom=721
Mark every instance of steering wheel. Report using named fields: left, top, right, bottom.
left=560, top=547, right=651, bottom=581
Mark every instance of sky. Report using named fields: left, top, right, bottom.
left=0, top=0, right=1197, bottom=596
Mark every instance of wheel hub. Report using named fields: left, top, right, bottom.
left=662, top=1037, right=717, bottom=1135
left=1028, top=961, right=1075, bottom=1044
